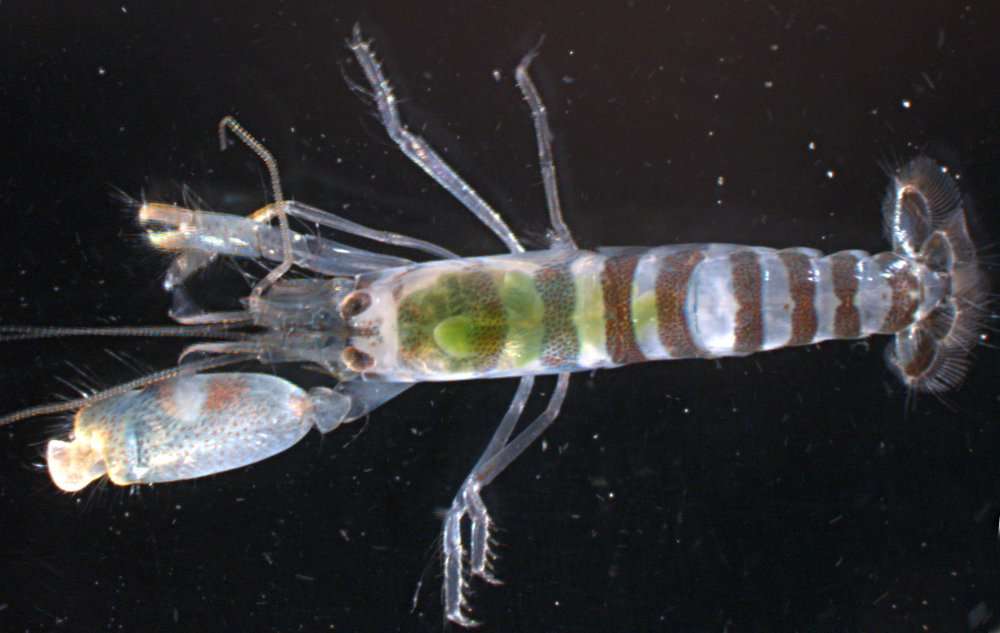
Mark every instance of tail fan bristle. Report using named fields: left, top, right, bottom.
left=882, top=157, right=987, bottom=392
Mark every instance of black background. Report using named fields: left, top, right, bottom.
left=2, top=2, right=1000, bottom=632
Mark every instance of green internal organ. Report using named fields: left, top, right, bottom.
left=398, top=270, right=547, bottom=372
left=500, top=271, right=545, bottom=366
left=432, top=316, right=478, bottom=359
left=535, top=266, right=579, bottom=366
left=631, top=288, right=658, bottom=342
left=572, top=269, right=606, bottom=353
left=397, top=261, right=648, bottom=373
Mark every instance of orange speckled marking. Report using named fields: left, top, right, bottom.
left=731, top=250, right=763, bottom=353
left=203, top=376, right=250, bottom=414
left=874, top=252, right=920, bottom=333
left=601, top=255, right=646, bottom=365
left=153, top=379, right=180, bottom=419
left=778, top=250, right=818, bottom=346
left=655, top=248, right=706, bottom=357
left=288, top=393, right=312, bottom=419
left=830, top=253, right=861, bottom=338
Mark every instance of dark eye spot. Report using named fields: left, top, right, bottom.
left=342, top=346, right=375, bottom=372
left=340, top=292, right=372, bottom=319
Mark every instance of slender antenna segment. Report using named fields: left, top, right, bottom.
left=217, top=116, right=294, bottom=297
left=218, top=115, right=284, bottom=203
left=0, top=354, right=253, bottom=427
left=0, top=324, right=245, bottom=343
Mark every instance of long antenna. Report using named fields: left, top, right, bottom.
left=217, top=116, right=294, bottom=298
left=0, top=354, right=252, bottom=427
left=0, top=324, right=244, bottom=343
left=218, top=115, right=284, bottom=203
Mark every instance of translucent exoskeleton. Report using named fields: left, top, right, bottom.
left=0, top=25, right=987, bottom=627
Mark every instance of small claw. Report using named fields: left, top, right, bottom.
left=349, top=22, right=364, bottom=49
left=474, top=564, right=503, bottom=587
left=446, top=609, right=480, bottom=629
left=470, top=529, right=502, bottom=585
left=446, top=578, right=482, bottom=628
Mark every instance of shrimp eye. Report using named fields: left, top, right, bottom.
left=342, top=346, right=375, bottom=372
left=340, top=291, right=372, bottom=319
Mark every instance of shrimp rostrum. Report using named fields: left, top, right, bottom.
left=0, top=26, right=987, bottom=626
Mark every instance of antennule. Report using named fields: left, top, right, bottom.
left=0, top=354, right=250, bottom=427
left=0, top=324, right=244, bottom=343
left=218, top=115, right=284, bottom=204
left=216, top=116, right=294, bottom=298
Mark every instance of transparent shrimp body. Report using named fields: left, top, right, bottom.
left=1, top=25, right=985, bottom=629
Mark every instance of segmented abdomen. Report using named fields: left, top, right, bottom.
left=353, top=245, right=934, bottom=381
left=626, top=244, right=927, bottom=359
